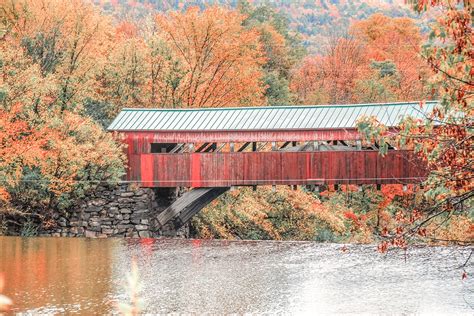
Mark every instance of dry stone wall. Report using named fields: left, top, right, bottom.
left=40, top=184, right=188, bottom=238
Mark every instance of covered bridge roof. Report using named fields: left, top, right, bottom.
left=107, top=101, right=436, bottom=132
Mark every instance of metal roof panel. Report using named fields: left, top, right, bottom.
left=107, top=101, right=439, bottom=131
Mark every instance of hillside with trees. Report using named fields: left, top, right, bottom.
left=94, top=0, right=431, bottom=53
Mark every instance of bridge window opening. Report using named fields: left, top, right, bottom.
left=181, top=143, right=194, bottom=153
left=184, top=140, right=394, bottom=153
left=237, top=142, right=251, bottom=152
left=203, top=143, right=217, bottom=152
left=150, top=143, right=178, bottom=153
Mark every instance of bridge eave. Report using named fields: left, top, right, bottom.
left=111, top=128, right=383, bottom=143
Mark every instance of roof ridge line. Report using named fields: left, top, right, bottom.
left=120, top=101, right=438, bottom=112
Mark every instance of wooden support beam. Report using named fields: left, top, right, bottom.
left=196, top=142, right=210, bottom=152
left=300, top=141, right=313, bottom=151
left=216, top=143, right=226, bottom=152
left=186, top=143, right=194, bottom=153
left=169, top=143, right=184, bottom=153
left=154, top=187, right=229, bottom=232
left=203, top=143, right=217, bottom=152
left=314, top=141, right=319, bottom=151
left=280, top=141, right=291, bottom=149
left=257, top=142, right=268, bottom=151
left=237, top=142, right=250, bottom=152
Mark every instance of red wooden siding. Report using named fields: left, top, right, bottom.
left=126, top=151, right=427, bottom=187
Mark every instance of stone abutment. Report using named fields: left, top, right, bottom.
left=39, top=184, right=188, bottom=238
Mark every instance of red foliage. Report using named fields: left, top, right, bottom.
left=115, top=21, right=138, bottom=39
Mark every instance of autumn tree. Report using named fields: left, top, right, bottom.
left=357, top=0, right=473, bottom=247
left=1, top=0, right=113, bottom=111
left=350, top=13, right=431, bottom=102
left=290, top=14, right=431, bottom=105
left=239, top=0, right=305, bottom=105
left=0, top=0, right=124, bottom=232
left=96, top=5, right=268, bottom=113
left=96, top=19, right=188, bottom=119
left=154, top=6, right=267, bottom=108
left=289, top=56, right=325, bottom=104
left=291, top=36, right=368, bottom=104
left=94, top=22, right=148, bottom=119
left=0, top=104, right=47, bottom=207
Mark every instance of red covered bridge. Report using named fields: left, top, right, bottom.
left=107, top=102, right=433, bottom=232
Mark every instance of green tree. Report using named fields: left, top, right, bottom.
left=238, top=0, right=306, bottom=105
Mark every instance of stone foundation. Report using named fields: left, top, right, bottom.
left=39, top=184, right=188, bottom=238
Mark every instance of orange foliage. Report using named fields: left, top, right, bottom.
left=0, top=1, right=125, bottom=214
left=357, top=2, right=472, bottom=250
left=0, top=104, right=47, bottom=203
left=291, top=37, right=368, bottom=104
left=155, top=6, right=267, bottom=108
left=1, top=0, right=113, bottom=110
left=378, top=184, right=411, bottom=209
left=350, top=13, right=430, bottom=101
left=291, top=14, right=430, bottom=104
left=0, top=102, right=125, bottom=209
left=115, top=21, right=139, bottom=39
left=426, top=215, right=474, bottom=244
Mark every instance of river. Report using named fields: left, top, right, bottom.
left=0, top=237, right=472, bottom=314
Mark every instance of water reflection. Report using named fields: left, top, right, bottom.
left=0, top=237, right=472, bottom=314
left=0, top=237, right=115, bottom=314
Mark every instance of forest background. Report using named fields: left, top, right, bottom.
left=0, top=0, right=472, bottom=246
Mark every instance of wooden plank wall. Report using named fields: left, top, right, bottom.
left=126, top=151, right=427, bottom=187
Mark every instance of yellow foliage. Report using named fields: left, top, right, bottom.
left=193, top=186, right=348, bottom=241
left=427, top=215, right=474, bottom=244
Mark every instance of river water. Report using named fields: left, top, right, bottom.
left=0, top=237, right=473, bottom=315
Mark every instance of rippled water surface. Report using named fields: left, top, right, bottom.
left=1, top=237, right=473, bottom=314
